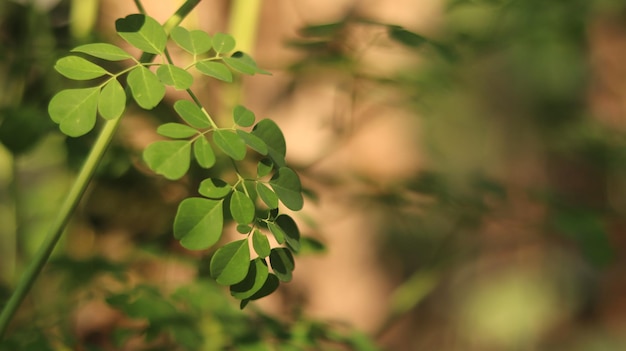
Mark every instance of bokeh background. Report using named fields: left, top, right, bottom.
left=2, top=0, right=626, bottom=350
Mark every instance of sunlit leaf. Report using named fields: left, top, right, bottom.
left=276, top=214, right=300, bottom=252
left=174, top=197, right=223, bottom=250
left=199, top=178, right=231, bottom=199
left=213, top=129, right=246, bottom=160
left=174, top=100, right=212, bottom=129
left=256, top=183, right=279, bottom=209
left=252, top=119, right=286, bottom=167
left=230, top=190, right=255, bottom=225
left=240, top=273, right=279, bottom=308
left=233, top=105, right=255, bottom=126
left=270, top=167, right=304, bottom=211
left=257, top=158, right=273, bottom=178
left=48, top=87, right=99, bottom=137
left=193, top=137, right=215, bottom=168
left=223, top=52, right=271, bottom=75
left=236, top=225, right=252, bottom=234
left=143, top=140, right=191, bottom=180
left=157, top=64, right=193, bottom=90
left=269, top=248, right=294, bottom=282
left=115, top=14, right=167, bottom=54
left=54, top=56, right=109, bottom=80
left=252, top=229, right=271, bottom=258
left=171, top=26, right=212, bottom=54
left=196, top=61, right=232, bottom=82
left=157, top=123, right=197, bottom=138
left=212, top=33, right=236, bottom=53
left=98, top=79, right=125, bottom=120
left=230, top=258, right=269, bottom=299
left=72, top=43, right=134, bottom=61
left=236, top=130, right=268, bottom=155
left=210, top=239, right=250, bottom=285
left=267, top=222, right=285, bottom=244
left=127, top=66, right=166, bottom=109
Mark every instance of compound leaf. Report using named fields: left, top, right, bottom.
left=115, top=14, right=167, bottom=54
left=230, top=190, right=255, bottom=225
left=55, top=56, right=109, bottom=80
left=196, top=61, right=232, bottom=82
left=174, top=100, right=212, bottom=129
left=48, top=87, right=99, bottom=137
left=98, top=79, right=125, bottom=120
left=267, top=222, right=285, bottom=244
left=276, top=214, right=300, bottom=252
left=127, top=66, right=166, bottom=109
left=223, top=52, right=271, bottom=75
left=193, top=137, right=216, bottom=168
left=236, top=130, right=268, bottom=155
left=233, top=105, right=255, bottom=127
left=72, top=43, right=134, bottom=61
left=210, top=239, right=250, bottom=285
left=174, top=197, right=223, bottom=250
left=199, top=178, right=231, bottom=199
left=213, top=129, right=246, bottom=160
left=157, top=123, right=197, bottom=139
left=171, top=26, right=212, bottom=54
left=230, top=258, right=269, bottom=300
left=252, top=119, right=286, bottom=167
left=269, top=248, right=295, bottom=282
left=257, top=158, right=273, bottom=178
left=212, top=33, right=236, bottom=54
left=252, top=229, right=271, bottom=258
left=240, top=273, right=279, bottom=308
left=256, top=183, right=279, bottom=209
left=157, top=64, right=193, bottom=90
left=270, top=167, right=304, bottom=211
left=143, top=140, right=191, bottom=180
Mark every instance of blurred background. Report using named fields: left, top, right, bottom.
left=2, top=0, right=626, bottom=350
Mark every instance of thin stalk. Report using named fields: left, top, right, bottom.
left=0, top=0, right=202, bottom=339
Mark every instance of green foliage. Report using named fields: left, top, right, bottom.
left=46, top=12, right=306, bottom=308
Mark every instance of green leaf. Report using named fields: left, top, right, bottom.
left=252, top=119, right=287, bottom=167
left=157, top=123, right=198, bottom=138
left=193, top=137, right=216, bottom=168
left=223, top=52, right=271, bottom=75
left=276, top=214, right=300, bottom=252
left=236, top=130, right=268, bottom=155
left=267, top=222, right=285, bottom=244
left=143, top=140, right=191, bottom=180
left=256, top=183, right=279, bottom=209
left=48, top=87, right=99, bottom=137
left=257, top=158, right=273, bottom=178
left=299, top=22, right=344, bottom=37
left=174, top=197, right=224, bottom=250
left=210, top=239, right=250, bottom=285
left=213, top=129, right=246, bottom=160
left=240, top=273, right=279, bottom=308
left=115, top=14, right=167, bottom=54
left=212, top=33, right=236, bottom=53
left=230, top=258, right=269, bottom=300
left=269, top=248, right=295, bottom=282
left=171, top=26, right=212, bottom=54
left=199, top=178, right=231, bottom=199
left=157, top=64, right=193, bottom=90
left=98, top=79, right=125, bottom=120
left=127, top=66, right=166, bottom=109
left=270, top=167, right=304, bottom=211
left=252, top=229, right=271, bottom=258
left=196, top=61, right=233, bottom=82
left=299, top=237, right=327, bottom=254
left=54, top=56, right=109, bottom=80
left=230, top=190, right=255, bottom=225
left=236, top=225, right=252, bottom=234
left=388, top=25, right=427, bottom=48
left=72, top=43, right=134, bottom=61
left=174, top=100, right=212, bottom=129
left=233, top=105, right=255, bottom=127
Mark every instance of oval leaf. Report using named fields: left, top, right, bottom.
left=256, top=183, right=279, bottom=209
left=72, top=43, right=134, bottom=61
left=199, top=178, right=231, bottom=199
left=143, top=140, right=191, bottom=180
left=230, top=190, right=255, bottom=225
left=276, top=214, right=300, bottom=252
left=115, top=14, right=167, bottom=54
left=213, top=129, right=246, bottom=160
left=236, top=130, right=268, bottom=155
left=196, top=61, right=232, bottom=82
left=269, top=248, right=295, bottom=282
left=193, top=137, right=216, bottom=168
left=55, top=56, right=109, bottom=80
left=210, top=239, right=250, bottom=285
left=269, top=167, right=304, bottom=211
left=174, top=197, right=224, bottom=250
left=156, top=64, right=193, bottom=90
left=127, top=66, right=166, bottom=109
left=223, top=52, right=271, bottom=75
left=230, top=258, right=269, bottom=300
left=252, top=119, right=287, bottom=167
left=157, top=123, right=198, bottom=139
left=237, top=225, right=252, bottom=234
left=257, top=158, right=273, bottom=178
left=171, top=26, right=212, bottom=54
left=174, top=100, right=212, bottom=129
left=240, top=274, right=279, bottom=309
left=252, top=229, right=271, bottom=258
left=233, top=105, right=255, bottom=127
left=267, top=222, right=285, bottom=244
left=212, top=33, right=236, bottom=53
left=48, top=88, right=99, bottom=137
left=98, top=79, right=126, bottom=120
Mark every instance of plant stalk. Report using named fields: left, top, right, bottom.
left=0, top=0, right=202, bottom=339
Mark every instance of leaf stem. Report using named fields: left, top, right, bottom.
left=0, top=0, right=202, bottom=340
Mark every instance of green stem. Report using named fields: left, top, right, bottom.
left=0, top=0, right=202, bottom=339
